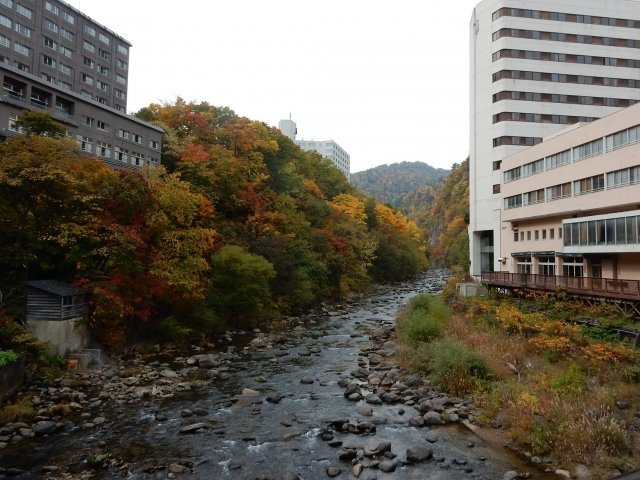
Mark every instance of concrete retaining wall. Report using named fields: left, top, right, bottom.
left=28, top=318, right=88, bottom=356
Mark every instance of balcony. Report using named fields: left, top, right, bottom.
left=481, top=271, right=640, bottom=301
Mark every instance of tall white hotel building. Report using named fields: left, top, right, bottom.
left=469, top=0, right=640, bottom=277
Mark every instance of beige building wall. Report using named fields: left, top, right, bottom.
left=499, top=101, right=640, bottom=280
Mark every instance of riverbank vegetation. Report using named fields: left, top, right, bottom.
left=0, top=104, right=427, bottom=353
left=398, top=292, right=640, bottom=477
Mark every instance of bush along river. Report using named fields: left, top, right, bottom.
left=0, top=268, right=556, bottom=480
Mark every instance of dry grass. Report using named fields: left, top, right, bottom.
left=448, top=296, right=640, bottom=477
left=0, top=395, right=35, bottom=423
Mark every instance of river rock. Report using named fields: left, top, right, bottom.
left=423, top=411, right=445, bottom=425
left=281, top=474, right=299, bottom=480
left=378, top=460, right=396, bottom=472
left=242, top=388, right=260, bottom=396
left=409, top=416, right=425, bottom=427
left=356, top=406, right=373, bottom=417
left=160, top=369, right=178, bottom=378
left=406, top=445, right=433, bottom=463
left=326, top=466, right=341, bottom=477
left=574, top=464, right=592, bottom=479
left=300, top=376, right=314, bottom=384
left=425, top=431, right=439, bottom=443
left=351, top=463, right=364, bottom=478
left=179, top=422, right=209, bottom=434
left=503, top=472, right=519, bottom=480
left=168, top=464, right=188, bottom=474
left=364, top=441, right=391, bottom=457
left=32, top=421, right=57, bottom=435
left=365, top=394, right=382, bottom=405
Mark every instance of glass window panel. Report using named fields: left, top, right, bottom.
left=626, top=217, right=637, bottom=244
left=579, top=222, right=588, bottom=245
left=588, top=221, right=596, bottom=245
left=606, top=219, right=616, bottom=244
left=616, top=218, right=626, bottom=244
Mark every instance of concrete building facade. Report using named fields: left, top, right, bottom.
left=469, top=0, right=640, bottom=277
left=278, top=118, right=351, bottom=178
left=0, top=0, right=162, bottom=167
left=498, top=101, right=640, bottom=281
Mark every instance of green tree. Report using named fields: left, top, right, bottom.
left=208, top=245, right=276, bottom=325
left=13, top=110, right=66, bottom=138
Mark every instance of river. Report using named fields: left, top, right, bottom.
left=1, top=269, right=554, bottom=480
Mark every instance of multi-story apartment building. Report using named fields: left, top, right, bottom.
left=278, top=118, right=351, bottom=178
left=469, top=0, right=640, bottom=277
left=0, top=0, right=162, bottom=167
left=496, top=101, right=640, bottom=283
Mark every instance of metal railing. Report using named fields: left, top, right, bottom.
left=481, top=272, right=640, bottom=300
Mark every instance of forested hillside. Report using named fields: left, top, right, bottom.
left=0, top=102, right=427, bottom=352
left=422, top=160, right=470, bottom=273
left=350, top=162, right=449, bottom=208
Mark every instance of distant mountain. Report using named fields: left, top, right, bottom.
left=351, top=162, right=450, bottom=208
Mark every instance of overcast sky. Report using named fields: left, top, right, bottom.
left=67, top=0, right=478, bottom=172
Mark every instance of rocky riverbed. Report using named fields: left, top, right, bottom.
left=0, top=269, right=555, bottom=480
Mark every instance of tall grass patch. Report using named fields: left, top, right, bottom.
left=427, top=337, right=494, bottom=395
left=397, top=294, right=448, bottom=345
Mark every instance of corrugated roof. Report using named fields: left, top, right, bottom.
left=26, top=280, right=85, bottom=297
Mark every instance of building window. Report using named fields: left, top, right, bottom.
left=116, top=74, right=126, bottom=85
left=574, top=174, right=605, bottom=195
left=0, top=14, right=11, bottom=29
left=115, top=147, right=128, bottom=162
left=58, top=80, right=71, bottom=90
left=574, top=138, right=604, bottom=161
left=84, top=116, right=95, bottom=127
left=98, top=65, right=108, bottom=75
left=514, top=232, right=519, bottom=242
left=61, top=11, right=74, bottom=24
left=61, top=28, right=73, bottom=41
left=118, top=128, right=130, bottom=140
left=520, top=231, right=524, bottom=241
left=523, top=189, right=544, bottom=205
left=545, top=149, right=571, bottom=170
left=44, top=19, right=59, bottom=33
left=98, top=48, right=109, bottom=59
left=97, top=120, right=108, bottom=131
left=0, top=33, right=9, bottom=48
left=76, top=135, right=93, bottom=153
left=562, top=257, right=583, bottom=277
left=131, top=152, right=144, bottom=166
left=83, top=56, right=95, bottom=69
left=8, top=113, right=23, bottom=133
left=493, top=184, right=501, bottom=194
left=96, top=141, right=111, bottom=158
left=132, top=133, right=142, bottom=144
left=546, top=182, right=571, bottom=201
left=13, top=42, right=29, bottom=56
left=0, top=0, right=12, bottom=8
left=534, top=230, right=539, bottom=240
left=82, top=73, right=94, bottom=85
left=149, top=140, right=159, bottom=150
left=41, top=73, right=54, bottom=83
left=80, top=90, right=93, bottom=100
left=516, top=256, right=532, bottom=274
left=58, top=63, right=72, bottom=75
left=83, top=40, right=96, bottom=53
left=115, top=89, right=125, bottom=99
left=96, top=80, right=108, bottom=91
left=97, top=96, right=107, bottom=104
left=117, top=59, right=127, bottom=69
left=14, top=22, right=31, bottom=37
left=542, top=229, right=546, bottom=240
left=504, top=195, right=522, bottom=210
left=607, top=165, right=640, bottom=188
left=16, top=4, right=32, bottom=19
left=117, top=44, right=128, bottom=55
left=42, top=55, right=55, bottom=67
left=45, top=1, right=59, bottom=14
left=538, top=256, right=555, bottom=276
left=98, top=33, right=110, bottom=45
left=84, top=24, right=96, bottom=36
left=44, top=37, right=57, bottom=50
left=527, top=231, right=531, bottom=241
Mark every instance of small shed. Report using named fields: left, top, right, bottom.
left=26, top=280, right=89, bottom=355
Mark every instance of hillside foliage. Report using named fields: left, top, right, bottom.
left=350, top=161, right=449, bottom=208
left=0, top=105, right=427, bottom=351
